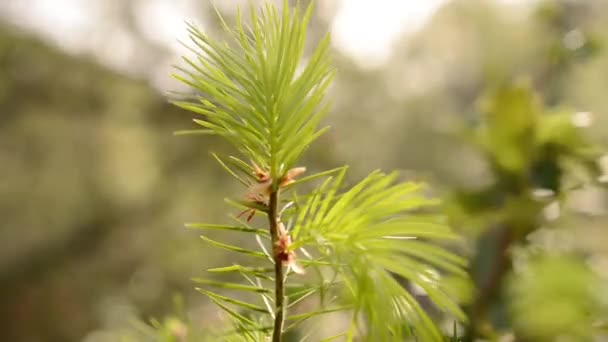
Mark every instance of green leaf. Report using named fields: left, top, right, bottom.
left=226, top=156, right=257, bottom=180
left=185, top=223, right=268, bottom=236
left=193, top=279, right=272, bottom=294
left=197, top=288, right=270, bottom=314
left=286, top=306, right=351, bottom=322
left=200, top=235, right=268, bottom=259
left=172, top=129, right=216, bottom=136
left=205, top=294, right=259, bottom=329
left=285, top=306, right=351, bottom=332
left=208, top=265, right=274, bottom=275
left=212, top=152, right=251, bottom=187
left=286, top=279, right=343, bottom=309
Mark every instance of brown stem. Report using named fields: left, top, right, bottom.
left=466, top=227, right=514, bottom=340
left=268, top=190, right=285, bottom=342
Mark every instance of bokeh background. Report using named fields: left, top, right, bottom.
left=1, top=0, right=607, bottom=341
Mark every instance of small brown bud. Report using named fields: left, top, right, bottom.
left=252, top=162, right=270, bottom=182
left=273, top=221, right=305, bottom=274
left=280, top=167, right=307, bottom=188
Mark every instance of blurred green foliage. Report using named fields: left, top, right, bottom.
left=1, top=0, right=608, bottom=341
left=0, top=22, right=236, bottom=341
left=508, top=255, right=607, bottom=341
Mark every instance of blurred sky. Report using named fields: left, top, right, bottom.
left=0, top=0, right=446, bottom=73
left=5, top=0, right=444, bottom=61
left=0, top=0, right=534, bottom=87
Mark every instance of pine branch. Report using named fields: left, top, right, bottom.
left=171, top=2, right=469, bottom=340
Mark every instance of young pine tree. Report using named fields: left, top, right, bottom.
left=171, top=1, right=468, bottom=341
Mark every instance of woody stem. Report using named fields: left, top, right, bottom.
left=268, top=190, right=285, bottom=342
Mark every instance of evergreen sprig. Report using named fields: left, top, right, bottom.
left=172, top=1, right=467, bottom=341
left=173, top=0, right=333, bottom=181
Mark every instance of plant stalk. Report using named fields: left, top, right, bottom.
left=268, top=190, right=285, bottom=342
left=466, top=226, right=514, bottom=340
